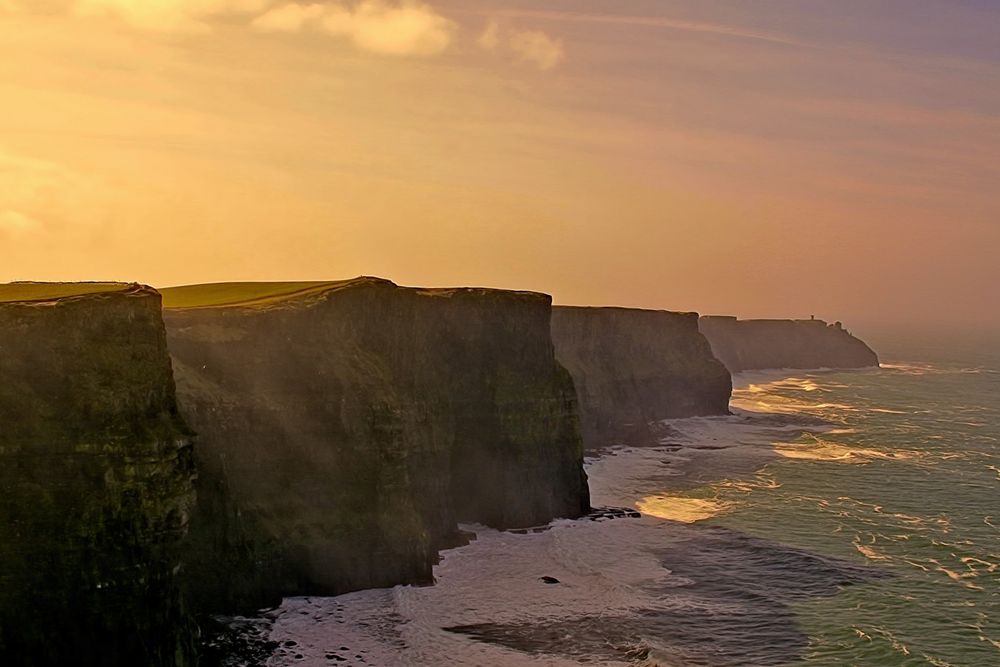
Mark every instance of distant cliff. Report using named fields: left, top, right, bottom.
left=699, top=316, right=879, bottom=372
left=551, top=306, right=732, bottom=449
left=0, top=284, right=196, bottom=666
left=162, top=278, right=589, bottom=614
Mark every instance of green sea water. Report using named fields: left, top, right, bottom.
left=711, top=338, right=1000, bottom=666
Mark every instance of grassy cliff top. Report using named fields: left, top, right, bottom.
left=555, top=304, right=698, bottom=317
left=162, top=278, right=549, bottom=310
left=160, top=279, right=380, bottom=310
left=0, top=282, right=133, bottom=304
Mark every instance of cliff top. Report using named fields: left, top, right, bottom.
left=0, top=281, right=137, bottom=304
left=162, top=277, right=549, bottom=310
left=160, top=280, right=364, bottom=310
left=701, top=315, right=834, bottom=326
left=555, top=304, right=698, bottom=317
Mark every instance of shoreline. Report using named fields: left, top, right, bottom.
left=216, top=369, right=873, bottom=666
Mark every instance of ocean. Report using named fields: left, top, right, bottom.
left=229, top=336, right=999, bottom=666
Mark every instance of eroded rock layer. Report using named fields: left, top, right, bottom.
left=551, top=306, right=732, bottom=449
left=162, top=277, right=589, bottom=614
left=0, top=284, right=196, bottom=667
left=699, top=316, right=879, bottom=372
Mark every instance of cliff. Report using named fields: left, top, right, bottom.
left=551, top=306, right=732, bottom=449
left=161, top=278, right=589, bottom=614
left=699, top=316, right=879, bottom=372
left=0, top=283, right=197, bottom=666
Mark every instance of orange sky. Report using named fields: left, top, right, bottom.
left=1, top=1, right=998, bottom=332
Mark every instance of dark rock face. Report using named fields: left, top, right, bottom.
left=551, top=306, right=732, bottom=449
left=162, top=278, right=589, bottom=614
left=0, top=285, right=197, bottom=666
left=699, top=316, right=879, bottom=372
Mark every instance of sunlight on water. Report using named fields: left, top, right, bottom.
left=772, top=437, right=916, bottom=463
left=731, top=378, right=858, bottom=418
left=636, top=495, right=729, bottom=522
left=774, top=441, right=869, bottom=462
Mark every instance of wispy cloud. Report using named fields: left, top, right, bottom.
left=253, top=1, right=456, bottom=56
left=478, top=19, right=564, bottom=71
left=5, top=0, right=457, bottom=57
left=0, top=210, right=39, bottom=234
left=480, top=8, right=804, bottom=48
left=477, top=18, right=500, bottom=51
left=250, top=2, right=324, bottom=32
left=508, top=29, right=563, bottom=70
left=73, top=0, right=272, bottom=33
left=0, top=148, right=95, bottom=237
left=321, top=1, right=455, bottom=56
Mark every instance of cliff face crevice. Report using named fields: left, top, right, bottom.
left=699, top=316, right=879, bottom=372
left=0, top=284, right=197, bottom=667
left=551, top=306, right=732, bottom=450
left=162, top=278, right=589, bottom=614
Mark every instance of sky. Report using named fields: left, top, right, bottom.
left=1, top=0, right=998, bottom=332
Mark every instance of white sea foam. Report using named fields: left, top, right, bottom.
left=265, top=519, right=673, bottom=665
left=259, top=412, right=805, bottom=666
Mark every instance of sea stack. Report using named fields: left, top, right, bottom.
left=551, top=306, right=732, bottom=449
left=699, top=316, right=879, bottom=372
left=161, top=278, right=589, bottom=614
left=0, top=283, right=197, bottom=666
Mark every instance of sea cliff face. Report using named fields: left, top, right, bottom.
left=699, top=316, right=879, bottom=372
left=162, top=278, right=589, bottom=614
left=551, top=306, right=732, bottom=449
left=0, top=284, right=196, bottom=667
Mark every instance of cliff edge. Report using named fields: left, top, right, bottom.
left=551, top=306, right=732, bottom=449
left=699, top=316, right=879, bottom=372
left=161, top=278, right=589, bottom=614
left=0, top=283, right=196, bottom=666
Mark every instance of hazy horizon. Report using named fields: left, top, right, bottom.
left=2, top=1, right=998, bottom=332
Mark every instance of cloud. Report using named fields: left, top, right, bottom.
left=482, top=9, right=803, bottom=48
left=476, top=19, right=564, bottom=70
left=0, top=148, right=97, bottom=237
left=477, top=18, right=499, bottom=51
left=508, top=29, right=563, bottom=70
left=72, top=0, right=272, bottom=32
left=0, top=210, right=39, bottom=234
left=250, top=1, right=323, bottom=31
left=322, top=1, right=454, bottom=56
left=5, top=0, right=456, bottom=57
left=252, top=1, right=455, bottom=56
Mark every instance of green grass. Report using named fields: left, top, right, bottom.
left=0, top=282, right=131, bottom=304
left=159, top=281, right=359, bottom=309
